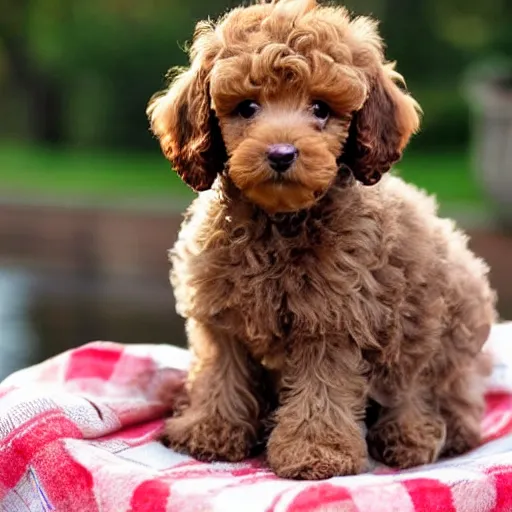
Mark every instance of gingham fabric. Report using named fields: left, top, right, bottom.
left=1, top=324, right=512, bottom=512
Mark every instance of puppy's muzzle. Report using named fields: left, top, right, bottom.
left=267, top=144, right=299, bottom=173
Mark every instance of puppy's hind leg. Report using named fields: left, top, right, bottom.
left=437, top=305, right=493, bottom=457
left=366, top=394, right=447, bottom=469
left=367, top=336, right=491, bottom=467
left=438, top=350, right=491, bottom=458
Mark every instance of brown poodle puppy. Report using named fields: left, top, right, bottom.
left=147, top=0, right=497, bottom=480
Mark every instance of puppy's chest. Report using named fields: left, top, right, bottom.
left=192, top=235, right=351, bottom=355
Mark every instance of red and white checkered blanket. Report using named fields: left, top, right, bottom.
left=2, top=325, right=512, bottom=512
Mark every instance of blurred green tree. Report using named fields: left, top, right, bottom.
left=0, top=0, right=510, bottom=150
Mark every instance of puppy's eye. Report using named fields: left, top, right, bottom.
left=235, top=100, right=260, bottom=119
left=311, top=101, right=331, bottom=121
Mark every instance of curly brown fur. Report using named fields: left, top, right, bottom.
left=148, top=0, right=497, bottom=480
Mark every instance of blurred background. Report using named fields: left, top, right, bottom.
left=0, top=0, right=512, bottom=380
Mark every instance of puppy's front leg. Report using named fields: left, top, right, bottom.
left=164, top=319, right=265, bottom=462
left=267, top=338, right=369, bottom=479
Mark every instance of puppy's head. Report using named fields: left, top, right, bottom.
left=148, top=0, right=421, bottom=213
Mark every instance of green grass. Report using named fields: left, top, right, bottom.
left=0, top=142, right=194, bottom=204
left=397, top=152, right=486, bottom=206
left=0, top=141, right=486, bottom=208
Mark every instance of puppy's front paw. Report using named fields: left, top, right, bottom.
left=267, top=422, right=368, bottom=479
left=164, top=409, right=256, bottom=462
left=367, top=414, right=446, bottom=468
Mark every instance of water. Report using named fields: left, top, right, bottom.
left=0, top=266, right=186, bottom=381
left=0, top=270, right=39, bottom=378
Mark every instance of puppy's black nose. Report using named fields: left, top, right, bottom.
left=267, top=144, right=298, bottom=173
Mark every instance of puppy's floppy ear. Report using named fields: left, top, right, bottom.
left=341, top=63, right=421, bottom=186
left=147, top=34, right=227, bottom=191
